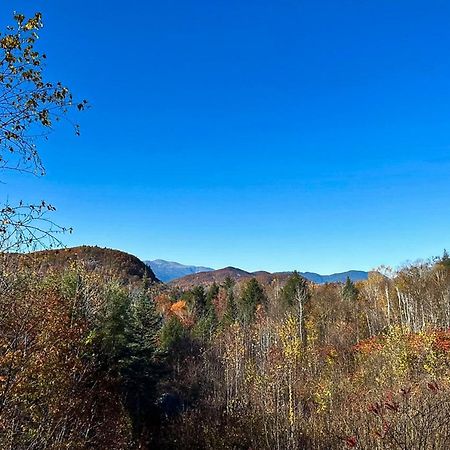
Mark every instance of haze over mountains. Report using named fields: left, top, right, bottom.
left=146, top=259, right=369, bottom=284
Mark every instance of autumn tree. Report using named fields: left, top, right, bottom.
left=0, top=12, right=85, bottom=252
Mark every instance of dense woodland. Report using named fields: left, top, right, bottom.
left=1, top=249, right=450, bottom=449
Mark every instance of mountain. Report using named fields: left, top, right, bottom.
left=300, top=270, right=369, bottom=284
left=168, top=266, right=252, bottom=288
left=146, top=259, right=214, bottom=282
left=170, top=266, right=369, bottom=289
left=7, top=246, right=159, bottom=286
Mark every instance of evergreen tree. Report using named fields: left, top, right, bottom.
left=193, top=307, right=218, bottom=342
left=281, top=271, right=309, bottom=311
left=343, top=276, right=358, bottom=302
left=97, top=285, right=130, bottom=369
left=95, top=288, right=162, bottom=440
left=222, top=276, right=235, bottom=291
left=194, top=284, right=219, bottom=341
left=189, top=286, right=207, bottom=317
left=222, top=289, right=237, bottom=325
left=238, top=278, right=266, bottom=325
left=221, top=277, right=237, bottom=326
left=122, top=294, right=162, bottom=437
left=280, top=272, right=310, bottom=344
left=206, top=282, right=220, bottom=305
left=159, top=315, right=187, bottom=352
left=440, top=249, right=450, bottom=269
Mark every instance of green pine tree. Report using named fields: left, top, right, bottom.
left=343, top=276, right=358, bottom=302
left=238, top=278, right=266, bottom=325
left=222, top=289, right=237, bottom=326
left=280, top=271, right=309, bottom=311
left=189, top=286, right=207, bottom=318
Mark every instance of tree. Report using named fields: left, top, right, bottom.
left=281, top=271, right=310, bottom=344
left=0, top=12, right=85, bottom=252
left=159, top=315, right=187, bottom=353
left=223, top=288, right=237, bottom=325
left=0, top=268, right=131, bottom=449
left=206, top=282, right=219, bottom=305
left=189, top=286, right=207, bottom=318
left=121, top=294, right=162, bottom=439
left=219, top=277, right=237, bottom=326
left=238, top=278, right=266, bottom=325
left=440, top=249, right=450, bottom=269
left=222, top=276, right=235, bottom=291
left=281, top=271, right=309, bottom=310
left=343, top=276, right=358, bottom=302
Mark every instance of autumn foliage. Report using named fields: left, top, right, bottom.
left=2, top=252, right=450, bottom=449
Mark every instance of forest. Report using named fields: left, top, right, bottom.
left=1, top=250, right=450, bottom=449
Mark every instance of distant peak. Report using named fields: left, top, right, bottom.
left=146, top=259, right=214, bottom=283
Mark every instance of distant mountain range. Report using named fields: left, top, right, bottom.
left=147, top=259, right=369, bottom=286
left=9, top=249, right=369, bottom=289
left=146, top=259, right=214, bottom=282
left=169, top=266, right=369, bottom=289
left=299, top=270, right=369, bottom=284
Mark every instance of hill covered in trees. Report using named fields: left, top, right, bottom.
left=6, top=246, right=160, bottom=286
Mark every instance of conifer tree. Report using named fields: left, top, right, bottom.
left=122, top=294, right=162, bottom=437
left=280, top=271, right=310, bottom=344
left=189, top=285, right=207, bottom=317
left=223, top=289, right=237, bottom=325
left=238, top=278, right=266, bottom=325
left=343, top=276, right=358, bottom=302
left=440, top=249, right=450, bottom=269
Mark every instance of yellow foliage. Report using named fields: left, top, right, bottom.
left=278, top=314, right=302, bottom=361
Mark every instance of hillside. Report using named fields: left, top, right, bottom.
left=170, top=266, right=369, bottom=288
left=6, top=246, right=159, bottom=286
left=146, top=259, right=213, bottom=282
left=169, top=266, right=251, bottom=288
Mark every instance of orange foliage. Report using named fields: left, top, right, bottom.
left=317, top=344, right=338, bottom=359
left=433, top=330, right=450, bottom=353
left=169, top=300, right=193, bottom=325
left=170, top=300, right=186, bottom=313
left=408, top=333, right=424, bottom=352
left=155, top=294, right=173, bottom=315
left=353, top=336, right=383, bottom=354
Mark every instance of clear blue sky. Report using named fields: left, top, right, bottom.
left=2, top=0, right=449, bottom=273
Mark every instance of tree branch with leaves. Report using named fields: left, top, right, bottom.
left=0, top=12, right=86, bottom=252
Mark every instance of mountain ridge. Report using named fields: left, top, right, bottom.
left=164, top=263, right=370, bottom=288
left=146, top=259, right=214, bottom=282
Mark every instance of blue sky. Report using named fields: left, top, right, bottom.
left=1, top=0, right=449, bottom=273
